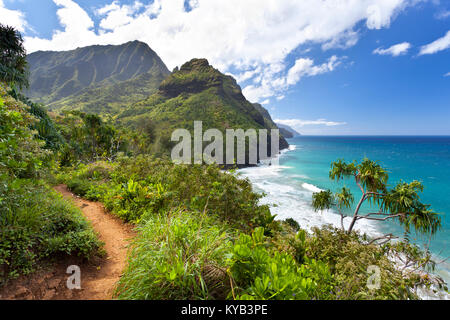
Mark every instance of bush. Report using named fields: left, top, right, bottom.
left=228, top=227, right=334, bottom=300
left=67, top=177, right=92, bottom=197
left=0, top=181, right=102, bottom=284
left=304, top=225, right=421, bottom=299
left=285, top=218, right=300, bottom=232
left=63, top=156, right=277, bottom=231
left=115, top=209, right=232, bottom=300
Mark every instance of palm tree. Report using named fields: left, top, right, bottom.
left=0, top=24, right=29, bottom=89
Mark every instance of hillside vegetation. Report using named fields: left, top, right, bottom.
left=117, top=58, right=288, bottom=158
left=1, top=26, right=447, bottom=300
left=26, top=41, right=170, bottom=115
left=0, top=84, right=101, bottom=285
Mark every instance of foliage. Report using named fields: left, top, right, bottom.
left=115, top=209, right=232, bottom=300
left=60, top=154, right=449, bottom=300
left=228, top=227, right=334, bottom=300
left=303, top=225, right=437, bottom=299
left=0, top=181, right=101, bottom=284
left=0, top=84, right=101, bottom=285
left=62, top=156, right=276, bottom=231
left=8, top=87, right=65, bottom=151
left=54, top=111, right=126, bottom=166
left=0, top=84, right=50, bottom=179
left=25, top=40, right=170, bottom=115
left=284, top=218, right=300, bottom=232
left=0, top=24, right=28, bottom=89
left=312, top=158, right=442, bottom=236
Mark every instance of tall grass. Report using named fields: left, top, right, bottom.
left=115, top=209, right=233, bottom=300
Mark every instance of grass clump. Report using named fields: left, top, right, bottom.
left=115, top=209, right=232, bottom=300
left=0, top=181, right=102, bottom=284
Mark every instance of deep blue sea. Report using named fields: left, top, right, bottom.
left=239, top=136, right=450, bottom=285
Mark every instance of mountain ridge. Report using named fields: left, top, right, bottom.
left=117, top=58, right=289, bottom=158
left=26, top=40, right=170, bottom=114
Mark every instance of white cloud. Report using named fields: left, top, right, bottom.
left=25, top=0, right=98, bottom=51
left=96, top=1, right=144, bottom=30
left=444, top=72, right=450, bottom=77
left=22, top=0, right=418, bottom=102
left=373, top=42, right=411, bottom=56
left=435, top=10, right=450, bottom=20
left=0, top=0, right=28, bottom=32
left=286, top=55, right=340, bottom=85
left=275, top=118, right=347, bottom=128
left=419, top=30, right=450, bottom=55
left=242, top=55, right=342, bottom=102
left=322, top=29, right=359, bottom=50
left=234, top=67, right=261, bottom=83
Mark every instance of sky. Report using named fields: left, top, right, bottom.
left=1, top=0, right=449, bottom=135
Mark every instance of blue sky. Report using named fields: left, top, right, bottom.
left=1, top=0, right=449, bottom=135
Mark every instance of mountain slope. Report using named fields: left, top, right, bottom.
left=117, top=58, right=288, bottom=160
left=276, top=123, right=301, bottom=138
left=26, top=41, right=170, bottom=114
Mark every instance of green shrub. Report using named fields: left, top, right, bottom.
left=304, top=225, right=421, bottom=299
left=63, top=156, right=277, bottom=231
left=67, top=177, right=92, bottom=197
left=115, top=209, right=232, bottom=300
left=228, top=227, right=334, bottom=300
left=284, top=218, right=300, bottom=232
left=0, top=181, right=102, bottom=284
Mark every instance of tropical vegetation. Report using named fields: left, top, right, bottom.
left=0, top=24, right=447, bottom=299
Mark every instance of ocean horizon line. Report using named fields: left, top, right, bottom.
left=287, top=135, right=450, bottom=137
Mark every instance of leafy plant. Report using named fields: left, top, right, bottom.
left=228, top=227, right=334, bottom=300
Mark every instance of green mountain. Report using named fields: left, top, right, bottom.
left=117, top=58, right=289, bottom=158
left=25, top=40, right=170, bottom=114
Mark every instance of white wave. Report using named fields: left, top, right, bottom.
left=237, top=142, right=450, bottom=298
left=302, top=183, right=323, bottom=193
left=238, top=157, right=382, bottom=238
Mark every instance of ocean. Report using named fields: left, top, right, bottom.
left=239, top=136, right=450, bottom=286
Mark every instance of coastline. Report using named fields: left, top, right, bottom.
left=238, top=140, right=450, bottom=300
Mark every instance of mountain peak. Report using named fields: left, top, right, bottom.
left=158, top=58, right=224, bottom=98
left=26, top=41, right=170, bottom=113
left=179, top=58, right=212, bottom=72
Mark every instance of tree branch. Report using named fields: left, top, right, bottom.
left=368, top=233, right=398, bottom=245
left=357, top=212, right=405, bottom=221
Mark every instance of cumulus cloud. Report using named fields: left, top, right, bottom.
left=286, top=56, right=341, bottom=85
left=242, top=55, right=342, bottom=102
left=373, top=42, right=411, bottom=56
left=96, top=1, right=144, bottom=30
left=444, top=72, right=450, bottom=77
left=419, top=30, right=450, bottom=55
left=0, top=0, right=28, bottom=32
left=275, top=118, right=347, bottom=128
left=20, top=0, right=417, bottom=102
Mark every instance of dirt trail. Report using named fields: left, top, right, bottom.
left=0, top=185, right=135, bottom=300
left=54, top=185, right=136, bottom=299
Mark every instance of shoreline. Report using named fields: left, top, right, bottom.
left=238, top=141, right=450, bottom=300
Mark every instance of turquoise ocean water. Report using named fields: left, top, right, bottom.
left=239, top=136, right=450, bottom=285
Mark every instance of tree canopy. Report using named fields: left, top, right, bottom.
left=0, top=24, right=28, bottom=89
left=312, top=158, right=442, bottom=238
